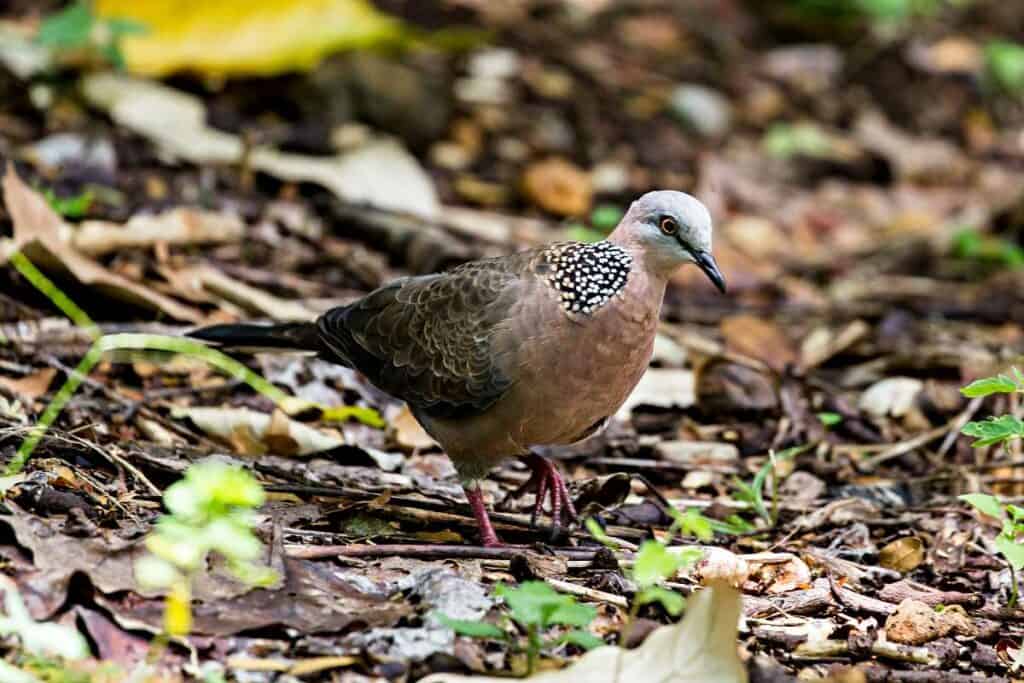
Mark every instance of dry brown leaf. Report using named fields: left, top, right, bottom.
left=0, top=368, right=56, bottom=401
left=521, top=157, right=592, bottom=217
left=720, top=314, right=796, bottom=373
left=0, top=166, right=203, bottom=322
left=879, top=537, right=925, bottom=573
left=172, top=406, right=343, bottom=456
left=391, top=405, right=436, bottom=451
left=71, top=208, right=244, bottom=256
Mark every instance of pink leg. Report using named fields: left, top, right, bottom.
left=512, top=452, right=578, bottom=529
left=465, top=485, right=503, bottom=547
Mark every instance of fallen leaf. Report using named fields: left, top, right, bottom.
left=0, top=166, right=203, bottom=322
left=82, top=74, right=440, bottom=219
left=95, top=0, right=406, bottom=78
left=71, top=208, right=244, bottom=257
left=392, top=405, right=436, bottom=451
left=721, top=315, right=796, bottom=373
left=0, top=368, right=56, bottom=401
left=616, top=368, right=695, bottom=418
left=743, top=555, right=812, bottom=595
left=879, top=537, right=925, bottom=573
left=171, top=407, right=343, bottom=456
left=521, top=158, right=592, bottom=217
left=423, top=580, right=746, bottom=683
left=183, top=266, right=318, bottom=321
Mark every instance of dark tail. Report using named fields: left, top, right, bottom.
left=187, top=322, right=321, bottom=352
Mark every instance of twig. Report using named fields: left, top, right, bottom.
left=284, top=543, right=601, bottom=561
left=545, top=577, right=629, bottom=609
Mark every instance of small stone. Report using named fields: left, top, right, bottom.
left=25, top=133, right=116, bottom=172
left=531, top=111, right=575, bottom=151
left=669, top=84, right=732, bottom=138
left=590, top=161, right=630, bottom=194
left=467, top=48, right=521, bottom=80
left=429, top=142, right=473, bottom=171
left=521, top=157, right=592, bottom=216
left=859, top=377, right=924, bottom=418
left=885, top=600, right=976, bottom=645
left=523, top=65, right=574, bottom=99
left=454, top=76, right=510, bottom=106
left=495, top=137, right=530, bottom=163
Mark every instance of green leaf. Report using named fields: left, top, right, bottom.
left=585, top=517, right=615, bottom=549
left=557, top=629, right=605, bottom=650
left=986, top=40, right=1024, bottom=96
left=675, top=508, right=714, bottom=542
left=817, top=412, right=842, bottom=427
left=134, top=554, right=180, bottom=589
left=962, top=415, right=1024, bottom=447
left=434, top=612, right=505, bottom=639
left=996, top=534, right=1024, bottom=571
left=960, top=493, right=1005, bottom=519
left=42, top=188, right=93, bottom=218
left=547, top=600, right=596, bottom=627
left=494, top=582, right=595, bottom=629
left=961, top=375, right=1021, bottom=398
left=163, top=479, right=205, bottom=520
left=633, top=541, right=684, bottom=588
left=636, top=586, right=686, bottom=616
left=590, top=205, right=623, bottom=232
left=36, top=1, right=94, bottom=48
left=201, top=518, right=262, bottom=561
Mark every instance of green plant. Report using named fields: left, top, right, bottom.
left=959, top=493, right=1024, bottom=606
left=41, top=187, right=94, bottom=219
left=985, top=40, right=1024, bottom=97
left=438, top=581, right=603, bottom=675
left=587, top=510, right=704, bottom=645
left=36, top=1, right=147, bottom=69
left=134, top=461, right=278, bottom=636
left=952, top=228, right=1024, bottom=270
left=731, top=444, right=810, bottom=528
left=959, top=370, right=1024, bottom=448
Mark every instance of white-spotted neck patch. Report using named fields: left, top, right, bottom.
left=540, top=242, right=632, bottom=315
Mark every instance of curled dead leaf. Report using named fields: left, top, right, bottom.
left=878, top=537, right=925, bottom=573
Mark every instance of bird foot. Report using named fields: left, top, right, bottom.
left=465, top=485, right=504, bottom=547
left=510, top=452, right=578, bottom=531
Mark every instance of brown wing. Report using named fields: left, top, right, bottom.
left=315, top=251, right=539, bottom=419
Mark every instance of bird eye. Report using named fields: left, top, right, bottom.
left=659, top=217, right=678, bottom=235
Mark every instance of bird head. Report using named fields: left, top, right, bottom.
left=612, top=190, right=726, bottom=292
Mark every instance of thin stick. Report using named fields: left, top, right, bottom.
left=284, top=543, right=602, bottom=561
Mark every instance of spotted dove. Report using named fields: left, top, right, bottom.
left=189, top=191, right=725, bottom=546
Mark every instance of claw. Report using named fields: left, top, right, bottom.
left=510, top=452, right=578, bottom=533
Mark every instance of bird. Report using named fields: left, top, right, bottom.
left=188, top=190, right=725, bottom=547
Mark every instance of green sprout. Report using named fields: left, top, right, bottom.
left=960, top=369, right=1024, bottom=448
left=41, top=187, right=93, bottom=219
left=36, top=0, right=147, bottom=69
left=731, top=444, right=811, bottom=528
left=135, top=461, right=278, bottom=636
left=985, top=40, right=1024, bottom=97
left=960, top=493, right=1024, bottom=607
left=437, top=581, right=603, bottom=675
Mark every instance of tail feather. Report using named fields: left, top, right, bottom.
left=187, top=322, right=321, bottom=352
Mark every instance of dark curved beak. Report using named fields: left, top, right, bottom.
left=694, top=250, right=726, bottom=293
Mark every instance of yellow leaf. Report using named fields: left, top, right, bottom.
left=164, top=580, right=192, bottom=636
left=95, top=0, right=405, bottom=77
